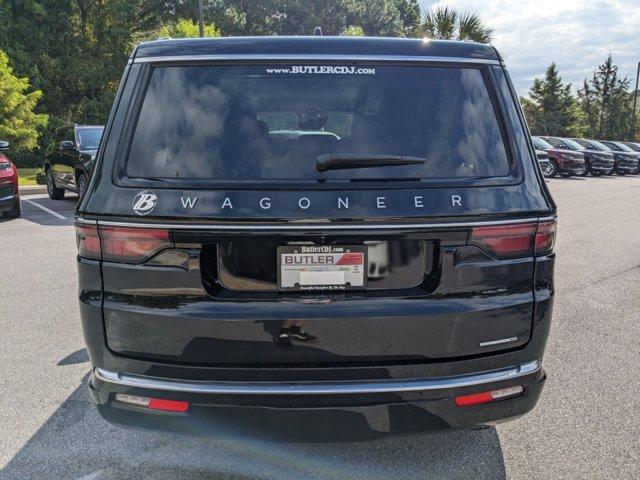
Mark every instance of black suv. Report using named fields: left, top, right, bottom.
left=542, top=136, right=614, bottom=175
left=621, top=141, right=640, bottom=159
left=622, top=141, right=640, bottom=173
left=76, top=37, right=556, bottom=441
left=44, top=124, right=104, bottom=199
left=597, top=140, right=639, bottom=175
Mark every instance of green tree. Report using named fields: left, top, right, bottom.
left=391, top=0, right=421, bottom=36
left=0, top=0, right=174, bottom=165
left=341, top=25, right=365, bottom=36
left=578, top=56, right=633, bottom=139
left=1, top=0, right=174, bottom=121
left=183, top=0, right=420, bottom=37
left=0, top=0, right=430, bottom=166
left=521, top=62, right=585, bottom=136
left=157, top=19, right=220, bottom=38
left=417, top=6, right=492, bottom=43
left=0, top=50, right=48, bottom=150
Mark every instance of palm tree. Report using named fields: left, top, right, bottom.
left=418, top=6, right=493, bottom=44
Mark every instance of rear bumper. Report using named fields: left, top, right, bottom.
left=89, top=360, right=546, bottom=440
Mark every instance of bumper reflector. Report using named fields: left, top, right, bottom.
left=115, top=393, right=189, bottom=412
left=454, top=385, right=524, bottom=407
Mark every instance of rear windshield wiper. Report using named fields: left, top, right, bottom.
left=316, top=153, right=427, bottom=172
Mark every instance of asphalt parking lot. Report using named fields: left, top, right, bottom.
left=0, top=176, right=639, bottom=480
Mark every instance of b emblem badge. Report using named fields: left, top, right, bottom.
left=132, top=190, right=157, bottom=216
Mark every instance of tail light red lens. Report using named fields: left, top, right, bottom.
left=75, top=224, right=101, bottom=260
left=469, top=223, right=536, bottom=257
left=148, top=397, right=189, bottom=412
left=99, top=226, right=171, bottom=263
left=534, top=220, right=556, bottom=255
left=470, top=219, right=556, bottom=258
left=74, top=223, right=172, bottom=263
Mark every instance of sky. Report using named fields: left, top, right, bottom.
left=418, top=0, right=640, bottom=96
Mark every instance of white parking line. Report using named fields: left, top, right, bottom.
left=22, top=198, right=67, bottom=220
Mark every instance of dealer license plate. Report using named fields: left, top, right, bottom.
left=277, top=245, right=367, bottom=291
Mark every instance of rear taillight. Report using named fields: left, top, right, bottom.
left=75, top=222, right=172, bottom=263
left=75, top=224, right=101, bottom=260
left=469, top=223, right=536, bottom=257
left=534, top=220, right=556, bottom=255
left=99, top=226, right=171, bottom=263
left=470, top=219, right=556, bottom=258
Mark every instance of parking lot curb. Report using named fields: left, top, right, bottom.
left=19, top=185, right=48, bottom=196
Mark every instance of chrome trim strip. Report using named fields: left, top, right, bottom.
left=94, top=216, right=554, bottom=231
left=132, top=54, right=501, bottom=65
left=94, top=360, right=540, bottom=395
left=74, top=217, right=97, bottom=225
left=480, top=336, right=518, bottom=347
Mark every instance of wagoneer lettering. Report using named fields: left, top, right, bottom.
left=180, top=195, right=197, bottom=209
left=76, top=36, right=556, bottom=441
left=176, top=192, right=465, bottom=213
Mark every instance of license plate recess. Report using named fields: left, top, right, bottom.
left=277, top=245, right=367, bottom=291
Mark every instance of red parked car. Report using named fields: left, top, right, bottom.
left=0, top=141, right=21, bottom=219
left=531, top=136, right=586, bottom=177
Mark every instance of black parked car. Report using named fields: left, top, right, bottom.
left=570, top=138, right=620, bottom=175
left=541, top=136, right=614, bottom=176
left=622, top=141, right=640, bottom=173
left=76, top=37, right=556, bottom=441
left=44, top=124, right=104, bottom=199
left=621, top=141, right=640, bottom=161
left=597, top=140, right=639, bottom=175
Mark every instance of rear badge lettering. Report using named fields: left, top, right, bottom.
left=132, top=190, right=157, bottom=216
left=260, top=197, right=271, bottom=209
left=171, top=193, right=464, bottom=213
left=298, top=197, right=311, bottom=209
left=180, top=196, right=198, bottom=209
left=221, top=197, right=233, bottom=209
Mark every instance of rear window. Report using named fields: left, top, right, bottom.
left=77, top=127, right=104, bottom=150
left=127, top=64, right=510, bottom=181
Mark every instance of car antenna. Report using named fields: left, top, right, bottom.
left=314, top=27, right=323, bottom=36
